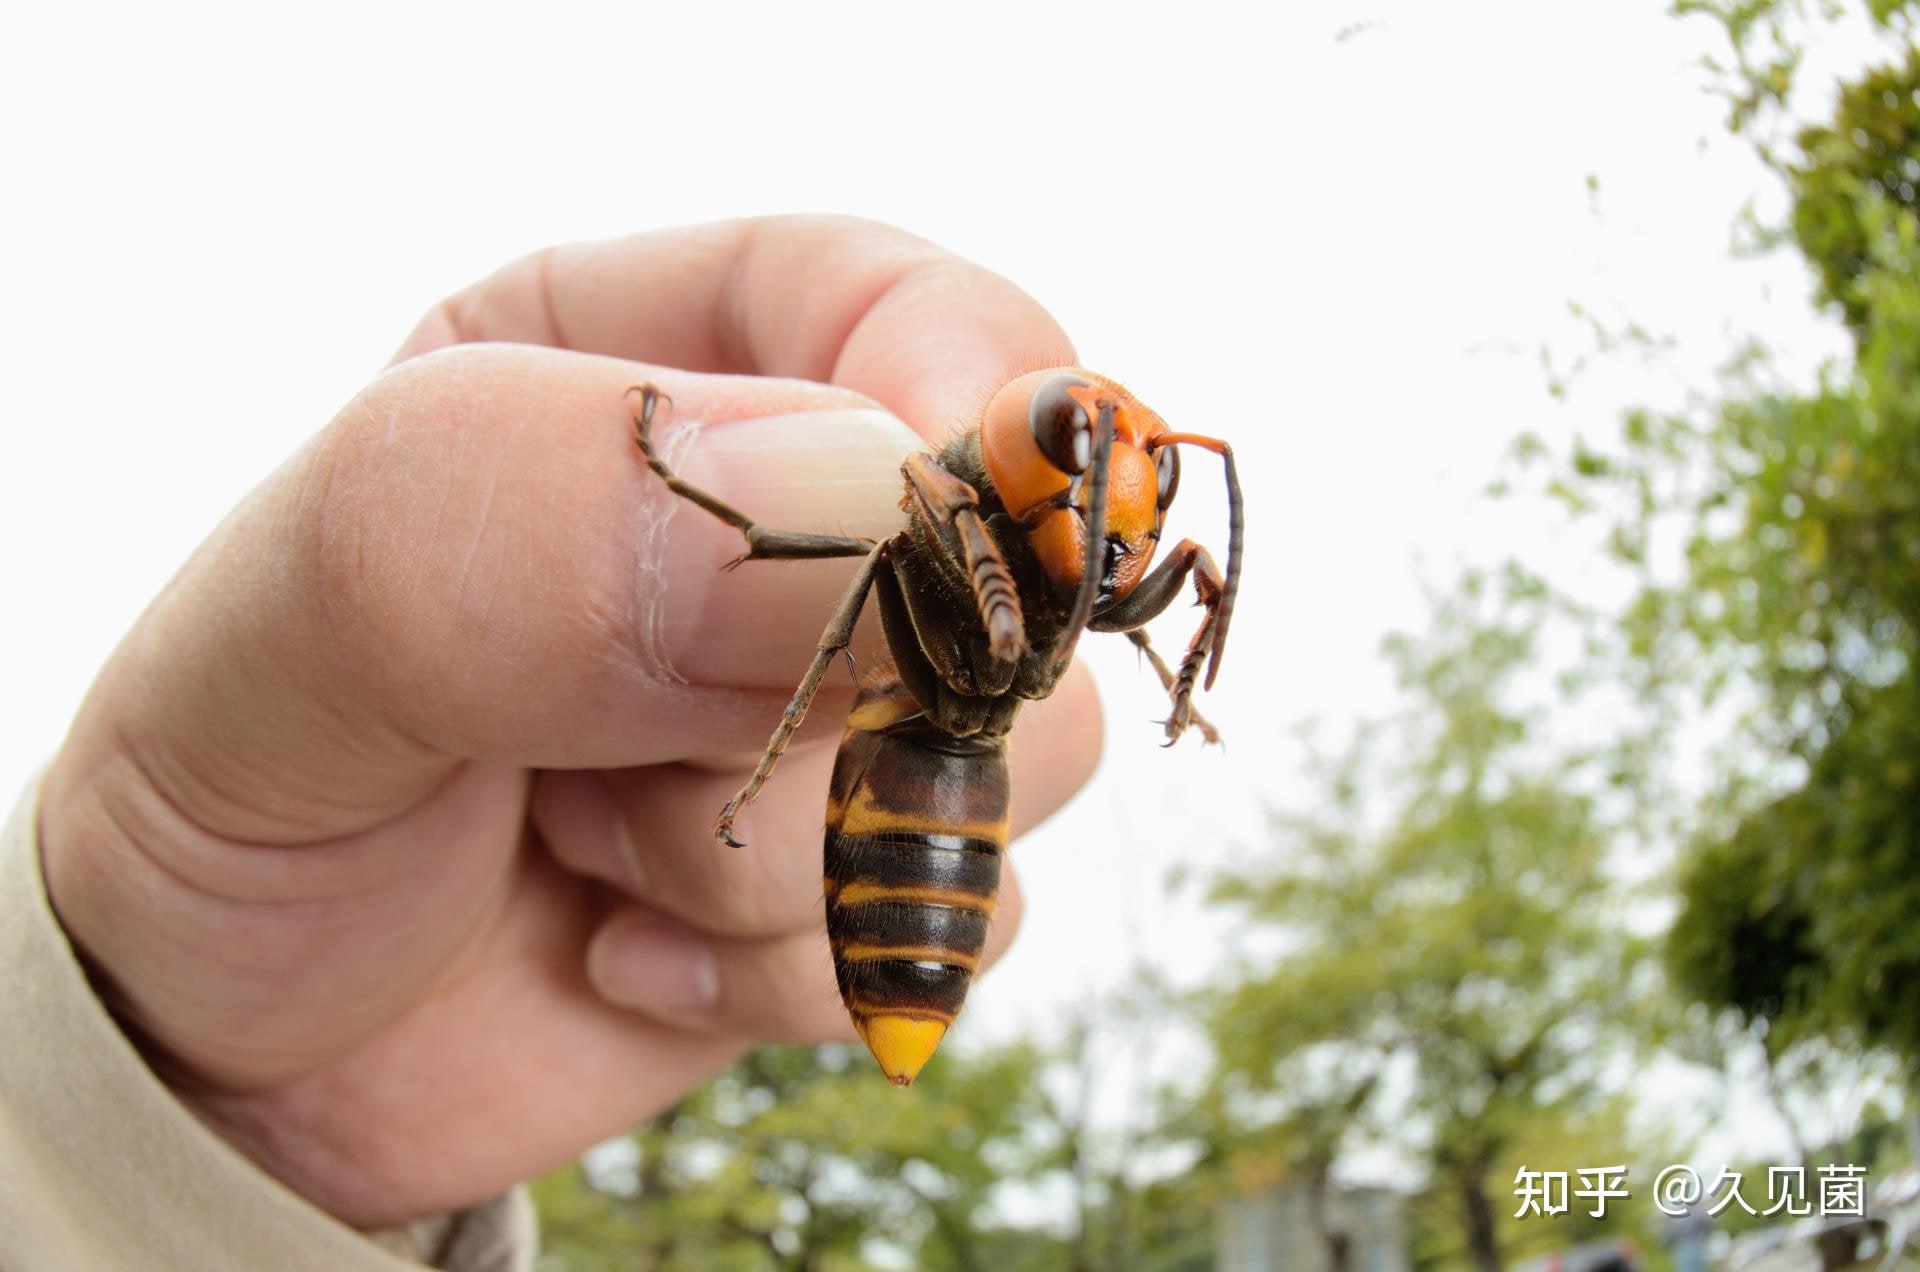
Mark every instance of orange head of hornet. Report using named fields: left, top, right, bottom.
left=979, top=369, right=1180, bottom=605
left=978, top=367, right=1242, bottom=688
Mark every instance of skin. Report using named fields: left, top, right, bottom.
left=36, top=216, right=1103, bottom=1229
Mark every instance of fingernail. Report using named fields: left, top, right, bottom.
left=587, top=911, right=721, bottom=1017
left=635, top=408, right=922, bottom=687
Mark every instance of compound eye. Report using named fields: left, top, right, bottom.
left=1155, top=442, right=1181, bottom=509
left=1028, top=373, right=1093, bottom=474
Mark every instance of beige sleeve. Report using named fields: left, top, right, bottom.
left=0, top=775, right=538, bottom=1271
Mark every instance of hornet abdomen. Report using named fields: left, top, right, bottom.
left=823, top=675, right=1011, bottom=1085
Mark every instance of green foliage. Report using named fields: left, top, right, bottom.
left=533, top=1022, right=1222, bottom=1272
left=1792, top=674, right=1919, bottom=1051
left=534, top=1042, right=1058, bottom=1271
left=1665, top=799, right=1825, bottom=1031
left=1667, top=666, right=1920, bottom=1064
left=1672, top=0, right=1918, bottom=150
left=530, top=1164, right=647, bottom=1272
left=1791, top=48, right=1920, bottom=335
left=1556, top=0, right=1920, bottom=1097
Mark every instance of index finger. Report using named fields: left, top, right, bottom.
left=392, top=215, right=1078, bottom=439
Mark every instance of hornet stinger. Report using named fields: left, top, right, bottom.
left=627, top=370, right=1243, bottom=1085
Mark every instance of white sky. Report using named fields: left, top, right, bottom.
left=0, top=0, right=1891, bottom=1177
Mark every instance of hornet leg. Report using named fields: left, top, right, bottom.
left=1125, top=629, right=1221, bottom=746
left=628, top=383, right=873, bottom=565
left=712, top=540, right=890, bottom=847
left=1090, top=539, right=1225, bottom=745
left=901, top=453, right=1027, bottom=662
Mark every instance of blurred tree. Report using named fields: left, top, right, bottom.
left=1536, top=6, right=1920, bottom=1263
left=532, top=1005, right=1221, bottom=1272
left=532, top=1041, right=1055, bottom=1271
left=1792, top=45, right=1920, bottom=336
left=1207, top=574, right=1651, bottom=1272
left=1559, top=0, right=1919, bottom=1095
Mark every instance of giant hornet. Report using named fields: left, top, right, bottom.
left=627, top=371, right=1242, bottom=1084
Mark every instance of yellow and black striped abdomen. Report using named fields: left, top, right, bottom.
left=824, top=676, right=1010, bottom=1085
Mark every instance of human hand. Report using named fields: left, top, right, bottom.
left=38, top=216, right=1103, bottom=1228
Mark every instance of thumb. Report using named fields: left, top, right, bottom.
left=47, top=342, right=924, bottom=846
